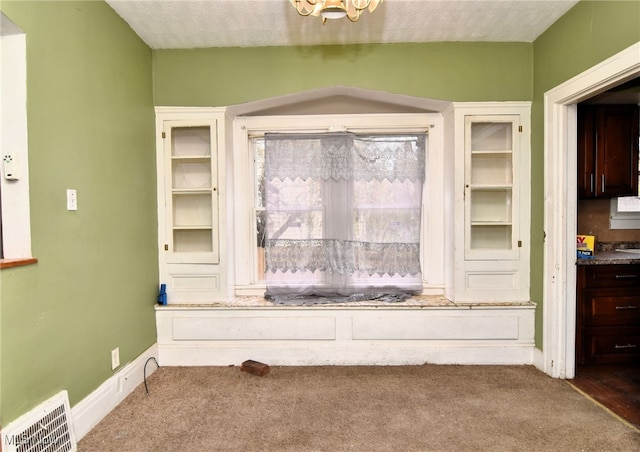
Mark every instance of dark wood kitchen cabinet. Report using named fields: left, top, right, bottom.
left=577, top=104, right=639, bottom=199
left=576, top=264, right=640, bottom=365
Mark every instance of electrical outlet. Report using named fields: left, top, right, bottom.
left=66, top=189, right=77, bottom=211
left=111, top=347, right=120, bottom=370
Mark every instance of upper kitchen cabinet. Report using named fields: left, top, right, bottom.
left=578, top=104, right=639, bottom=199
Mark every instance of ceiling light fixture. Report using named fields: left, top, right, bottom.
left=289, top=0, right=383, bottom=24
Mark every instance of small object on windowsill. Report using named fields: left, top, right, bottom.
left=157, top=283, right=167, bottom=305
left=240, top=360, right=270, bottom=377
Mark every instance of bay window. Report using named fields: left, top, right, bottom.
left=263, top=132, right=425, bottom=303
left=232, top=114, right=445, bottom=297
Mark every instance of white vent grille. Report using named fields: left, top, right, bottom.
left=2, top=391, right=77, bottom=452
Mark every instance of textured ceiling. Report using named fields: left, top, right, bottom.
left=105, top=0, right=580, bottom=49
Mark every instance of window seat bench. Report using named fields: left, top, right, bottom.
left=155, top=297, right=536, bottom=367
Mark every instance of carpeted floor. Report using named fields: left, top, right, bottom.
left=78, top=365, right=640, bottom=452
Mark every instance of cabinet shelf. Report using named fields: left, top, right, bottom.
left=172, top=189, right=214, bottom=194
left=172, top=156, right=211, bottom=163
left=173, top=225, right=213, bottom=230
left=471, top=221, right=513, bottom=226
left=470, top=185, right=512, bottom=190
left=471, top=150, right=512, bottom=154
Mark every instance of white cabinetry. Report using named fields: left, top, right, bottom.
left=449, top=103, right=531, bottom=302
left=156, top=107, right=229, bottom=303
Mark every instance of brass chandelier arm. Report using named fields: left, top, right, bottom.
left=350, top=0, right=373, bottom=12
left=345, top=0, right=367, bottom=21
left=346, top=12, right=362, bottom=22
left=292, top=0, right=320, bottom=17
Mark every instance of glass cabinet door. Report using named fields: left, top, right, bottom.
left=465, top=116, right=519, bottom=260
left=165, top=121, right=219, bottom=263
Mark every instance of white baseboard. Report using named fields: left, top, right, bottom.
left=71, top=343, right=159, bottom=441
left=532, top=346, right=545, bottom=373
left=158, top=342, right=535, bottom=367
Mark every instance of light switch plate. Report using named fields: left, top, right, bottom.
left=66, top=189, right=77, bottom=211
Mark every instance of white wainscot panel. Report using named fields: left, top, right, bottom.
left=171, top=274, right=218, bottom=291
left=173, top=316, right=336, bottom=341
left=167, top=271, right=221, bottom=304
left=466, top=271, right=517, bottom=290
left=352, top=315, right=519, bottom=340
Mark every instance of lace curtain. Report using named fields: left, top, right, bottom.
left=264, top=132, right=425, bottom=304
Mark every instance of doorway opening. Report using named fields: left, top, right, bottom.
left=542, top=42, right=640, bottom=382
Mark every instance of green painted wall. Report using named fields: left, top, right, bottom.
left=530, top=1, right=640, bottom=347
left=0, top=1, right=157, bottom=425
left=153, top=42, right=533, bottom=106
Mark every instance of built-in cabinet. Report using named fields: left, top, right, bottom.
left=577, top=104, right=639, bottom=199
left=576, top=264, right=640, bottom=365
left=155, top=107, right=229, bottom=303
left=153, top=97, right=536, bottom=368
left=449, top=103, right=531, bottom=302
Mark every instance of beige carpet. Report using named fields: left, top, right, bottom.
left=78, top=365, right=640, bottom=452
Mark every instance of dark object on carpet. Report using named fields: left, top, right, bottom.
left=241, top=359, right=270, bottom=376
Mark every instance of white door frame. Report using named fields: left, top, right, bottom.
left=541, top=42, right=640, bottom=379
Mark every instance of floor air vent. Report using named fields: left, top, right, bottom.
left=2, top=390, right=77, bottom=452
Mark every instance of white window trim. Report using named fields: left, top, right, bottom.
left=609, top=197, right=640, bottom=229
left=232, top=113, right=444, bottom=296
left=1, top=27, right=32, bottom=260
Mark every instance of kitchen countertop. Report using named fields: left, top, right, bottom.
left=576, top=241, right=640, bottom=265
left=577, top=250, right=640, bottom=265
